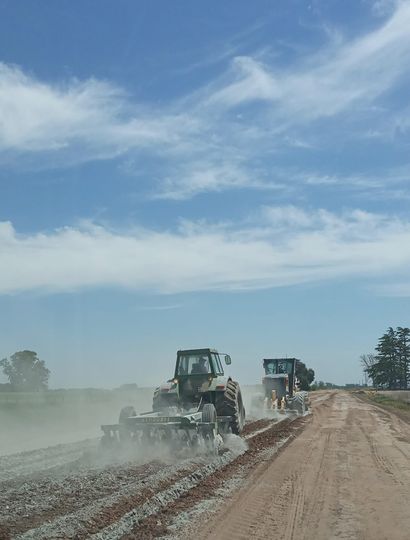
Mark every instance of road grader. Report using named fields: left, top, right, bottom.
left=251, top=357, right=309, bottom=416
left=101, top=348, right=246, bottom=455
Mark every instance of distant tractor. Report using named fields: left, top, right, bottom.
left=252, top=357, right=309, bottom=416
left=101, top=348, right=246, bottom=455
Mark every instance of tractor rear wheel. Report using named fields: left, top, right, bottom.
left=216, top=381, right=245, bottom=435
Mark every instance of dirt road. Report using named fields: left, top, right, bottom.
left=193, top=391, right=410, bottom=540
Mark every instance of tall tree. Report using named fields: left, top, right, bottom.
left=363, top=327, right=410, bottom=389
left=374, top=327, right=398, bottom=388
left=396, top=327, right=410, bottom=389
left=0, top=351, right=50, bottom=391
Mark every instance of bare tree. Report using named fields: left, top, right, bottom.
left=360, top=354, right=375, bottom=386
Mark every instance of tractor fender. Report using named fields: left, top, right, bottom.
left=208, top=376, right=230, bottom=391
left=158, top=381, right=178, bottom=395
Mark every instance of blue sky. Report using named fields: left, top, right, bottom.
left=1, top=0, right=409, bottom=387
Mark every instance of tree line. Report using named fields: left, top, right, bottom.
left=1, top=351, right=315, bottom=392
left=361, top=327, right=410, bottom=389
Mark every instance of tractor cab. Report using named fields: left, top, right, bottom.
left=175, top=348, right=230, bottom=378
left=174, top=348, right=231, bottom=406
left=262, top=358, right=298, bottom=400
left=152, top=348, right=233, bottom=412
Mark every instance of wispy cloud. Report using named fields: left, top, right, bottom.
left=205, top=2, right=410, bottom=121
left=0, top=63, right=197, bottom=159
left=1, top=1, right=410, bottom=200
left=254, top=165, right=410, bottom=200
left=1, top=207, right=409, bottom=295
left=370, top=0, right=399, bottom=17
left=302, top=166, right=410, bottom=186
left=134, top=304, right=183, bottom=311
left=154, top=161, right=284, bottom=200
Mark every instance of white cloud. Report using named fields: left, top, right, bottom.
left=1, top=208, right=409, bottom=295
left=1, top=0, right=410, bottom=200
left=0, top=63, right=196, bottom=157
left=206, top=2, right=410, bottom=121
left=154, top=161, right=283, bottom=200
left=264, top=166, right=410, bottom=200
left=262, top=205, right=315, bottom=228
left=370, top=0, right=399, bottom=17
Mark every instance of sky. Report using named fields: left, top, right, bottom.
left=0, top=0, right=410, bottom=388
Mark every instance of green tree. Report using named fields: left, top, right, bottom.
left=0, top=351, right=50, bottom=391
left=396, top=327, right=410, bottom=389
left=295, top=361, right=315, bottom=390
left=370, top=327, right=398, bottom=388
left=363, top=327, right=410, bottom=389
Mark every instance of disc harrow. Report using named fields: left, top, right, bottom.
left=101, top=404, right=230, bottom=456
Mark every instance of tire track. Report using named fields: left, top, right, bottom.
left=284, top=472, right=305, bottom=540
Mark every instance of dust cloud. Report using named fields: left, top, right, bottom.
left=241, top=384, right=275, bottom=421
left=0, top=387, right=154, bottom=456
left=1, top=384, right=266, bottom=459
left=223, top=433, right=248, bottom=455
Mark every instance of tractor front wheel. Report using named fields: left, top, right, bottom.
left=202, top=403, right=217, bottom=423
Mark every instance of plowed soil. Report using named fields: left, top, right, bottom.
left=0, top=409, right=307, bottom=540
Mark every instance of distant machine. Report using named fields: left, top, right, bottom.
left=252, top=357, right=309, bottom=415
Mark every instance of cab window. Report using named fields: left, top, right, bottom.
left=212, top=353, right=224, bottom=374
left=178, top=354, right=211, bottom=375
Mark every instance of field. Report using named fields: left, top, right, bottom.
left=1, top=390, right=410, bottom=539
left=378, top=389, right=410, bottom=404
left=0, top=388, right=154, bottom=456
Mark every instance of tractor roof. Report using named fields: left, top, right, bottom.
left=177, top=348, right=218, bottom=355
left=263, top=357, right=300, bottom=363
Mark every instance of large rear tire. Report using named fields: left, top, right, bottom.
left=216, top=381, right=245, bottom=435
